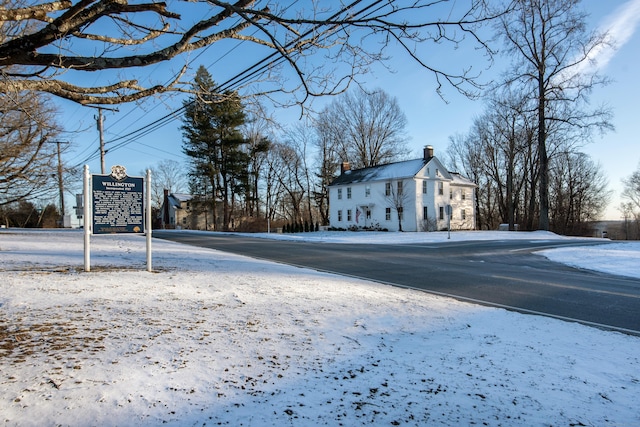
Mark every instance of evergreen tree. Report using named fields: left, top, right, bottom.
left=182, top=66, right=249, bottom=231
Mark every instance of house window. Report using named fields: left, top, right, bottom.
left=385, top=208, right=391, bottom=221
left=398, top=207, right=403, bottom=220
left=338, top=210, right=342, bottom=221
left=461, top=209, right=466, bottom=220
left=462, top=191, right=466, bottom=200
left=439, top=206, right=445, bottom=220
left=347, top=209, right=352, bottom=222
left=365, top=185, right=371, bottom=198
left=366, top=209, right=371, bottom=219
left=397, top=181, right=403, bottom=195
left=385, top=182, right=391, bottom=196
left=436, top=169, right=440, bottom=177
left=422, top=181, right=427, bottom=194
left=337, top=188, right=342, bottom=200
left=347, top=187, right=352, bottom=199
left=423, top=206, right=428, bottom=219
left=450, top=189, right=453, bottom=200
left=438, top=182, right=443, bottom=195
left=182, top=217, right=187, bottom=225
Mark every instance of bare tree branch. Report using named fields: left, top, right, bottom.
left=1, top=0, right=503, bottom=105
left=0, top=0, right=71, bottom=22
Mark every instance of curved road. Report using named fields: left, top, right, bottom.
left=153, top=231, right=640, bottom=335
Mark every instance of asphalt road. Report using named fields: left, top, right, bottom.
left=153, top=231, right=640, bottom=335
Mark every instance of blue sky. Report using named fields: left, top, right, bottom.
left=58, top=0, right=640, bottom=220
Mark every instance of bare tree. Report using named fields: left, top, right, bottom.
left=621, top=164, right=640, bottom=213
left=145, top=159, right=187, bottom=208
left=497, top=0, right=613, bottom=230
left=0, top=1, right=503, bottom=105
left=446, top=94, right=535, bottom=232
left=447, top=134, right=490, bottom=229
left=311, top=117, right=341, bottom=226
left=620, top=163, right=640, bottom=239
left=0, top=91, right=61, bottom=205
left=265, top=142, right=300, bottom=224
left=619, top=201, right=640, bottom=241
left=282, top=124, right=316, bottom=227
left=318, top=88, right=410, bottom=169
left=549, top=151, right=610, bottom=235
left=384, top=179, right=410, bottom=232
left=242, top=103, right=272, bottom=219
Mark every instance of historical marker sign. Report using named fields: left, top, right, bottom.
left=92, top=166, right=144, bottom=234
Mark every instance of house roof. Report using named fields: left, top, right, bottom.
left=167, top=193, right=193, bottom=208
left=330, top=158, right=429, bottom=186
left=171, top=193, right=193, bottom=202
left=329, top=157, right=477, bottom=187
left=449, top=172, right=476, bottom=187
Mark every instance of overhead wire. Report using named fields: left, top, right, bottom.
left=69, top=1, right=296, bottom=167
left=71, top=0, right=386, bottom=169
left=66, top=4, right=234, bottom=167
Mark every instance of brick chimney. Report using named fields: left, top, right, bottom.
left=341, top=161, right=351, bottom=174
left=424, top=145, right=434, bottom=160
left=163, top=189, right=170, bottom=229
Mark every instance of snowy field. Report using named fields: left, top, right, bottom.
left=1, top=229, right=639, bottom=426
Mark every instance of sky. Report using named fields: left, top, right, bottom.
left=1, top=228, right=639, bottom=425
left=55, top=0, right=640, bottom=220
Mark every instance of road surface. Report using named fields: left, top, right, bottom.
left=153, top=231, right=640, bottom=335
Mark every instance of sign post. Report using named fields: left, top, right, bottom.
left=146, top=169, right=152, bottom=272
left=84, top=165, right=91, bottom=272
left=83, top=165, right=152, bottom=272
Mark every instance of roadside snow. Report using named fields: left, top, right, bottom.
left=1, top=229, right=639, bottom=426
left=540, top=242, right=640, bottom=279
left=196, top=229, right=584, bottom=244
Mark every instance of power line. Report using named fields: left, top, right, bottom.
left=72, top=0, right=384, bottom=168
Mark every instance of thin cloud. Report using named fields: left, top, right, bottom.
left=590, top=0, right=640, bottom=71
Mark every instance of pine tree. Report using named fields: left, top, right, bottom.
left=182, top=66, right=249, bottom=231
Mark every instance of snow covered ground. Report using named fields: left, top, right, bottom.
left=1, top=229, right=639, bottom=426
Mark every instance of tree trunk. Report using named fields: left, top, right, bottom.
left=537, top=73, right=549, bottom=231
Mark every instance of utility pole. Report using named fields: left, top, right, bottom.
left=97, top=107, right=106, bottom=174
left=93, top=106, right=118, bottom=174
left=45, top=140, right=69, bottom=227
left=56, top=141, right=65, bottom=220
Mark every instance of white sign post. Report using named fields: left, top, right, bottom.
left=146, top=169, right=152, bottom=272
left=84, top=165, right=91, bottom=272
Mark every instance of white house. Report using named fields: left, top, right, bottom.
left=328, top=146, right=476, bottom=232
